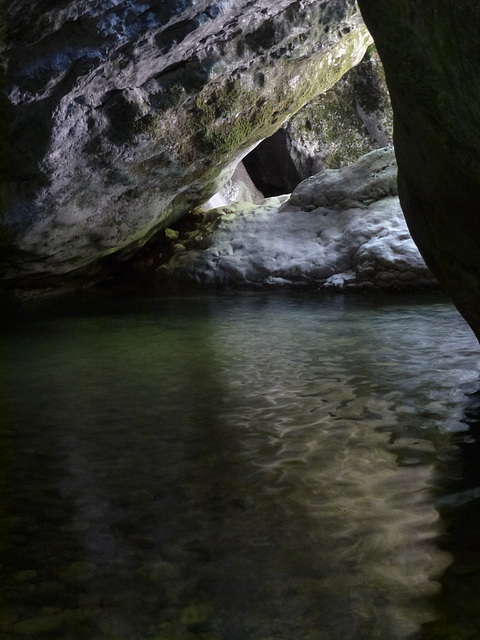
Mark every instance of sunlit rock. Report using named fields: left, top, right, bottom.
left=244, top=45, right=393, bottom=195
left=203, top=161, right=265, bottom=210
left=158, top=148, right=438, bottom=291
left=0, top=0, right=371, bottom=292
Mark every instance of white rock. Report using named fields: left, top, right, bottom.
left=2, top=0, right=371, bottom=287
left=159, top=149, right=438, bottom=292
left=290, top=147, right=398, bottom=208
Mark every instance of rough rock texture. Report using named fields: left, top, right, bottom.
left=202, top=161, right=265, bottom=210
left=244, top=45, right=393, bottom=195
left=357, top=1, right=480, bottom=340
left=0, top=0, right=372, bottom=292
left=158, top=148, right=437, bottom=291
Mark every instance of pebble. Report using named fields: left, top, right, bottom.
left=136, top=560, right=181, bottom=583
left=13, top=613, right=64, bottom=636
left=35, top=580, right=66, bottom=595
left=13, top=570, right=38, bottom=583
left=180, top=603, right=213, bottom=626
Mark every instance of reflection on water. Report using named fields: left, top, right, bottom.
left=1, top=290, right=479, bottom=639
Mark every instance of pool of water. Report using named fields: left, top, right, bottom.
left=1, top=289, right=480, bottom=640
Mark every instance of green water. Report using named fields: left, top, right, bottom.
left=1, top=290, right=480, bottom=640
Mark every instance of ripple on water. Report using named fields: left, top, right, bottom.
left=0, top=291, right=478, bottom=639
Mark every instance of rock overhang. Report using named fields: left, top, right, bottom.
left=0, top=0, right=372, bottom=293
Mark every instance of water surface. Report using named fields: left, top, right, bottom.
left=1, top=290, right=480, bottom=639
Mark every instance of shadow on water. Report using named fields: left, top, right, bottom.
left=1, top=290, right=480, bottom=639
left=1, top=293, right=241, bottom=639
left=418, top=388, right=480, bottom=640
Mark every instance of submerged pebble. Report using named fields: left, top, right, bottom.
left=136, top=561, right=181, bottom=584
left=58, top=561, right=97, bottom=585
left=180, top=603, right=214, bottom=627
left=13, top=613, right=64, bottom=636
left=13, top=570, right=38, bottom=583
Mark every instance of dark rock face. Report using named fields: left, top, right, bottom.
left=357, top=0, right=480, bottom=340
left=243, top=127, right=304, bottom=197
left=244, top=46, right=393, bottom=196
left=0, top=0, right=371, bottom=291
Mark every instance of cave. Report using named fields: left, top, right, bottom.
left=2, top=2, right=480, bottom=638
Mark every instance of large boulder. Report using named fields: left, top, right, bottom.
left=0, top=0, right=372, bottom=293
left=243, top=45, right=393, bottom=195
left=357, top=1, right=480, bottom=340
left=158, top=148, right=437, bottom=291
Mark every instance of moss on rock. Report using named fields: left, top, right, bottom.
left=244, top=46, right=393, bottom=195
left=0, top=0, right=372, bottom=292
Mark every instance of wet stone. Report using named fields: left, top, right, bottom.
left=62, top=606, right=100, bottom=625
left=0, top=607, right=20, bottom=630
left=136, top=560, right=181, bottom=584
left=58, top=561, right=97, bottom=585
left=13, top=613, right=64, bottom=636
left=13, top=570, right=38, bottom=583
left=42, top=507, right=68, bottom=522
left=180, top=603, right=214, bottom=627
left=147, top=621, right=199, bottom=640
left=127, top=489, right=155, bottom=504
left=35, top=580, right=66, bottom=595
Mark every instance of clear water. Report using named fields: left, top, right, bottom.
left=2, top=290, right=480, bottom=640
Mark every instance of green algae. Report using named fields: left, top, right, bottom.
left=202, top=28, right=372, bottom=156
left=139, top=26, right=371, bottom=185
left=0, top=4, right=372, bottom=293
left=288, top=45, right=393, bottom=170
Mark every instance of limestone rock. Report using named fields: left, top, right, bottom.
left=0, top=0, right=372, bottom=292
left=158, top=148, right=438, bottom=291
left=244, top=46, right=393, bottom=195
left=202, top=161, right=265, bottom=210
left=290, top=146, right=398, bottom=208
left=57, top=561, right=96, bottom=585
left=357, top=0, right=480, bottom=340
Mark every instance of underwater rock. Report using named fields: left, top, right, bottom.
left=0, top=0, right=371, bottom=292
left=180, top=602, right=214, bottom=627
left=136, top=560, right=181, bottom=584
left=13, top=613, right=64, bottom=636
left=158, top=148, right=438, bottom=291
left=57, top=561, right=97, bottom=585
left=13, top=570, right=38, bottom=583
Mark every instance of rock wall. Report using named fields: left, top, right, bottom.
left=0, top=0, right=372, bottom=292
left=243, top=45, right=393, bottom=196
left=357, top=0, right=480, bottom=340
